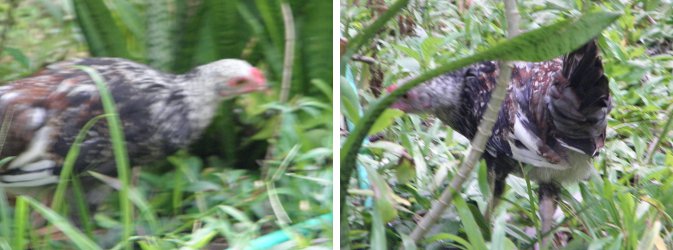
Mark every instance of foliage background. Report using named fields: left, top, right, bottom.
left=0, top=0, right=332, bottom=249
left=342, top=0, right=673, bottom=249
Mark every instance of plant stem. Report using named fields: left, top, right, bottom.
left=78, top=66, right=133, bottom=249
left=279, top=1, right=295, bottom=103
left=407, top=0, right=519, bottom=243
left=407, top=61, right=512, bottom=242
left=645, top=105, right=673, bottom=163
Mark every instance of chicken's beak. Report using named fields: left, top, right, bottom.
left=222, top=68, right=268, bottom=96
left=386, top=84, right=409, bottom=111
left=247, top=68, right=268, bottom=92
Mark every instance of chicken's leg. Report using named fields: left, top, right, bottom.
left=538, top=183, right=559, bottom=249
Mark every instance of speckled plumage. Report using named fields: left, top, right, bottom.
left=390, top=42, right=610, bottom=184
left=390, top=42, right=611, bottom=242
left=0, top=58, right=266, bottom=188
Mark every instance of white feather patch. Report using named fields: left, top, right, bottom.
left=509, top=115, right=569, bottom=170
left=8, top=126, right=52, bottom=169
left=558, top=139, right=588, bottom=154
left=21, top=159, right=56, bottom=172
left=0, top=92, right=20, bottom=104
left=0, top=171, right=59, bottom=187
left=511, top=114, right=541, bottom=153
left=27, top=108, right=46, bottom=130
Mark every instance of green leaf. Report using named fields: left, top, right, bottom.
left=476, top=12, right=621, bottom=62
left=400, top=233, right=418, bottom=250
left=146, top=0, right=173, bottom=70
left=113, top=0, right=145, bottom=41
left=363, top=164, right=398, bottom=223
left=341, top=76, right=362, bottom=124
left=72, top=0, right=130, bottom=57
left=453, top=195, right=487, bottom=250
left=420, top=37, right=447, bottom=61
left=2, top=48, right=30, bottom=68
left=424, top=233, right=472, bottom=249
left=11, top=196, right=27, bottom=250
left=299, top=1, right=333, bottom=94
left=368, top=108, right=404, bottom=135
left=477, top=160, right=490, bottom=199
left=255, top=0, right=283, bottom=53
left=370, top=208, right=387, bottom=250
left=0, top=187, right=10, bottom=240
left=20, top=196, right=102, bottom=250
left=76, top=66, right=133, bottom=249
left=394, top=44, right=422, bottom=61
left=170, top=0, right=210, bottom=72
left=210, top=0, right=247, bottom=58
left=637, top=220, right=663, bottom=250
left=0, top=157, right=14, bottom=167
left=52, top=114, right=109, bottom=214
left=395, top=157, right=416, bottom=185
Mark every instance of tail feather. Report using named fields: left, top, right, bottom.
left=548, top=40, right=611, bottom=156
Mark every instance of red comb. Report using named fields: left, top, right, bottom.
left=386, top=84, right=398, bottom=93
left=250, top=68, right=266, bottom=84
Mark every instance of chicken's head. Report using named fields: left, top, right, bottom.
left=387, top=71, right=467, bottom=115
left=196, top=59, right=267, bottom=98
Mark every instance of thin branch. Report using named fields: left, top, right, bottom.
left=406, top=0, right=519, bottom=243
left=504, top=0, right=520, bottom=37
left=279, top=1, right=295, bottom=103
left=261, top=1, right=296, bottom=176
left=645, top=105, right=673, bottom=163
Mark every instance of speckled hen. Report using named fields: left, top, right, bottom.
left=388, top=41, right=610, bottom=244
left=0, top=58, right=266, bottom=190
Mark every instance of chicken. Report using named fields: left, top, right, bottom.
left=0, top=58, right=266, bottom=192
left=388, top=41, right=610, bottom=246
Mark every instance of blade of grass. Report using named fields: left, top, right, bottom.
left=88, top=171, right=159, bottom=234
left=51, top=114, right=110, bottom=213
left=72, top=0, right=130, bottom=57
left=71, top=175, right=95, bottom=239
left=0, top=187, right=10, bottom=239
left=266, top=144, right=300, bottom=225
left=453, top=195, right=487, bottom=250
left=76, top=66, right=133, bottom=249
left=11, top=194, right=28, bottom=250
left=172, top=169, right=185, bottom=216
left=20, top=196, right=102, bottom=250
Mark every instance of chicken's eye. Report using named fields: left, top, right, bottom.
left=233, top=78, right=247, bottom=86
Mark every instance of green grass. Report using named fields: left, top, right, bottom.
left=342, top=0, right=673, bottom=248
left=0, top=1, right=332, bottom=249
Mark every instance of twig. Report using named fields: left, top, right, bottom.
left=279, top=1, right=295, bottom=103
left=261, top=2, right=296, bottom=173
left=406, top=0, right=519, bottom=243
left=645, top=105, right=673, bottom=163
left=504, top=0, right=520, bottom=37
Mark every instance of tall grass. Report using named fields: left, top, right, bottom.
left=1, top=0, right=332, bottom=248
left=78, top=66, right=133, bottom=249
left=342, top=0, right=673, bottom=248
